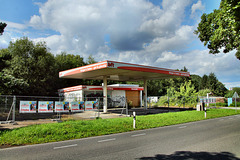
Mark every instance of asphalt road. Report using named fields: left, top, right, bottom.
left=1, top=115, right=240, bottom=160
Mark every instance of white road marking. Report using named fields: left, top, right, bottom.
left=131, top=133, right=146, bottom=137
left=178, top=126, right=187, bottom=129
left=53, top=144, right=77, bottom=150
left=98, top=138, right=116, bottom=143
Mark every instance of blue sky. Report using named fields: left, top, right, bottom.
left=1, top=0, right=239, bottom=89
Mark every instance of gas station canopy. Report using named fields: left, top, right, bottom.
left=59, top=60, right=190, bottom=81
left=59, top=60, right=190, bottom=113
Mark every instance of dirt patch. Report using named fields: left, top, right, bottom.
left=0, top=112, right=123, bottom=130
left=0, top=119, right=57, bottom=130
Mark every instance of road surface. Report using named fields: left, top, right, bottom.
left=1, top=115, right=240, bottom=160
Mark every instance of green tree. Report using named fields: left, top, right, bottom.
left=201, top=74, right=209, bottom=89
left=54, top=52, right=87, bottom=90
left=174, top=80, right=198, bottom=107
left=159, top=81, right=198, bottom=107
left=0, top=49, right=12, bottom=71
left=147, top=79, right=169, bottom=96
left=0, top=48, right=29, bottom=95
left=2, top=37, right=55, bottom=95
left=207, top=73, right=227, bottom=96
left=195, top=0, right=240, bottom=60
left=225, top=87, right=240, bottom=97
left=215, top=81, right=228, bottom=96
left=0, top=22, right=7, bottom=35
left=208, top=73, right=218, bottom=91
left=190, top=75, right=202, bottom=91
left=198, top=89, right=211, bottom=97
left=86, top=55, right=97, bottom=64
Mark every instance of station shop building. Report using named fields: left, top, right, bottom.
left=59, top=84, right=144, bottom=107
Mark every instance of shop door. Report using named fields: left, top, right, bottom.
left=125, top=91, right=140, bottom=107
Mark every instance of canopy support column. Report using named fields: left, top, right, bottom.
left=144, top=79, right=148, bottom=110
left=103, top=76, right=108, bottom=113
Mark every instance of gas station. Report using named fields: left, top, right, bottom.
left=59, top=60, right=190, bottom=113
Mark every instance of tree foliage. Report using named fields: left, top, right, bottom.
left=2, top=37, right=55, bottom=95
left=195, top=0, right=240, bottom=60
left=225, top=87, right=240, bottom=97
left=54, top=52, right=86, bottom=90
left=0, top=22, right=7, bottom=35
left=158, top=81, right=198, bottom=107
left=0, top=37, right=228, bottom=97
left=147, top=72, right=227, bottom=97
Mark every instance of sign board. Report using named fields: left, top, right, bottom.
left=200, top=98, right=216, bottom=104
left=19, top=101, right=37, bottom=113
left=55, top=101, right=69, bottom=112
left=38, top=101, right=54, bottom=113
left=70, top=101, right=84, bottom=112
left=85, top=101, right=99, bottom=111
left=228, top=98, right=233, bottom=106
left=233, top=92, right=239, bottom=98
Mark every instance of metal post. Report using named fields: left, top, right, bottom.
left=168, top=96, right=170, bottom=112
left=103, top=76, right=108, bottom=113
left=98, top=98, right=100, bottom=118
left=235, top=97, right=237, bottom=113
left=183, top=96, right=185, bottom=108
left=144, top=79, right=148, bottom=110
left=5, top=96, right=7, bottom=112
left=12, top=96, right=16, bottom=122
left=204, top=102, right=207, bottom=118
left=126, top=97, right=128, bottom=116
left=207, top=93, right=210, bottom=107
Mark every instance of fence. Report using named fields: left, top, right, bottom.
left=0, top=95, right=131, bottom=122
left=0, top=95, right=65, bottom=122
left=0, top=95, right=218, bottom=122
left=148, top=95, right=200, bottom=109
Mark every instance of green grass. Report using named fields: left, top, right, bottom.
left=0, top=109, right=240, bottom=147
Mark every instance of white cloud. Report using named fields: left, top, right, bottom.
left=224, top=81, right=240, bottom=89
left=0, top=20, right=30, bottom=48
left=191, top=0, right=205, bottom=18
left=28, top=0, right=194, bottom=56
left=169, top=49, right=240, bottom=85
left=2, top=21, right=27, bottom=30
left=156, top=51, right=182, bottom=63
left=2, top=0, right=239, bottom=88
left=0, top=32, right=12, bottom=49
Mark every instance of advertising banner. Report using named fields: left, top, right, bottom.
left=70, top=101, right=84, bottom=112
left=19, top=101, right=37, bottom=113
left=55, top=101, right=69, bottom=112
left=200, top=98, right=216, bottom=104
left=228, top=98, right=233, bottom=106
left=38, top=101, right=54, bottom=113
left=85, top=101, right=99, bottom=111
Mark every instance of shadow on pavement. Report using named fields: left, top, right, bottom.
left=138, top=151, right=240, bottom=160
left=109, top=107, right=194, bottom=116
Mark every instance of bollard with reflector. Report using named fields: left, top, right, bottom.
left=133, top=111, right=136, bottom=129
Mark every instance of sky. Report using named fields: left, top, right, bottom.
left=0, top=0, right=239, bottom=89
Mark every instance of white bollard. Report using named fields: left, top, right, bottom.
left=133, top=111, right=136, bottom=129
left=205, top=106, right=207, bottom=118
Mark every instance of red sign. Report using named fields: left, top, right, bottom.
left=108, top=62, right=114, bottom=67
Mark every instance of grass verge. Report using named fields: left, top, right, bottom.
left=0, top=109, right=240, bottom=147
